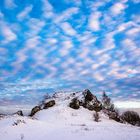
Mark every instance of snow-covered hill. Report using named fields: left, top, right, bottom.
left=0, top=91, right=140, bottom=140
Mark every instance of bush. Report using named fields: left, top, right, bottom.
left=108, top=110, right=120, bottom=122
left=121, top=111, right=140, bottom=126
left=94, top=112, right=100, bottom=122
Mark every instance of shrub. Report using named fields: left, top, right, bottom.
left=108, top=110, right=120, bottom=122
left=94, top=111, right=100, bottom=122
left=121, top=111, right=140, bottom=126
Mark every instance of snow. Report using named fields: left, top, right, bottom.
left=0, top=92, right=140, bottom=140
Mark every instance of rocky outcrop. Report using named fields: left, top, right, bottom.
left=43, top=100, right=55, bottom=109
left=82, top=89, right=102, bottom=112
left=14, top=110, right=23, bottom=116
left=69, top=89, right=102, bottom=112
left=30, top=106, right=41, bottom=117
left=69, top=98, right=80, bottom=109
left=83, top=89, right=94, bottom=101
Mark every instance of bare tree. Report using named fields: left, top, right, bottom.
left=94, top=111, right=100, bottom=122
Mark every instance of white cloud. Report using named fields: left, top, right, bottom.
left=54, top=7, right=79, bottom=23
left=26, top=18, right=45, bottom=37
left=25, top=36, right=41, bottom=48
left=122, top=38, right=137, bottom=51
left=59, top=40, right=73, bottom=56
left=61, top=22, right=77, bottom=36
left=47, top=38, right=58, bottom=45
left=42, top=0, right=54, bottom=18
left=92, top=72, right=105, bottom=81
left=88, top=12, right=101, bottom=31
left=1, top=23, right=17, bottom=44
left=94, top=33, right=115, bottom=55
left=5, top=0, right=16, bottom=9
left=110, top=3, right=126, bottom=15
left=126, top=27, right=140, bottom=36
left=17, top=5, right=33, bottom=20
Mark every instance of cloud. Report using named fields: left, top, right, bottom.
left=5, top=0, right=16, bottom=9
left=88, top=11, right=101, bottom=31
left=110, top=2, right=126, bottom=15
left=17, top=5, right=33, bottom=20
left=1, top=22, right=17, bottom=44
left=60, top=22, right=77, bottom=36
left=126, top=27, right=140, bottom=36
left=26, top=18, right=45, bottom=37
left=26, top=36, right=40, bottom=48
left=54, top=7, right=79, bottom=23
left=42, top=0, right=54, bottom=18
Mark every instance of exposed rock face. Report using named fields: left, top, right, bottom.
left=43, top=100, right=55, bottom=109
left=69, top=89, right=102, bottom=112
left=30, top=106, right=41, bottom=117
left=82, top=89, right=102, bottom=112
left=14, top=110, right=23, bottom=116
left=83, top=89, right=94, bottom=101
left=69, top=98, right=80, bottom=109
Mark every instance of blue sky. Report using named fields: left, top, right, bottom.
left=0, top=0, right=140, bottom=105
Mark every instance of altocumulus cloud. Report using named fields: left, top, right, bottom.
left=0, top=0, right=140, bottom=105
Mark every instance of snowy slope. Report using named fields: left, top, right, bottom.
left=0, top=92, right=140, bottom=140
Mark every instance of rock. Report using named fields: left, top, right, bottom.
left=43, top=100, right=55, bottom=109
left=69, top=98, right=80, bottom=109
left=83, top=100, right=102, bottom=112
left=30, top=106, right=41, bottom=117
left=0, top=113, right=6, bottom=119
left=82, top=89, right=102, bottom=112
left=14, top=110, right=23, bottom=116
left=83, top=89, right=94, bottom=101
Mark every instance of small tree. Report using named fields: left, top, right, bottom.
left=102, top=91, right=114, bottom=112
left=94, top=111, right=100, bottom=122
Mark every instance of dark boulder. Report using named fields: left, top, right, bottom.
left=83, top=100, right=102, bottom=112
left=43, top=100, right=55, bottom=109
left=69, top=98, right=80, bottom=109
left=83, top=89, right=94, bottom=101
left=14, top=110, right=23, bottom=116
left=30, top=106, right=41, bottom=117
left=82, top=89, right=102, bottom=112
left=0, top=113, right=6, bottom=119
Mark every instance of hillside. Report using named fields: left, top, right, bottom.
left=0, top=90, right=140, bottom=140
